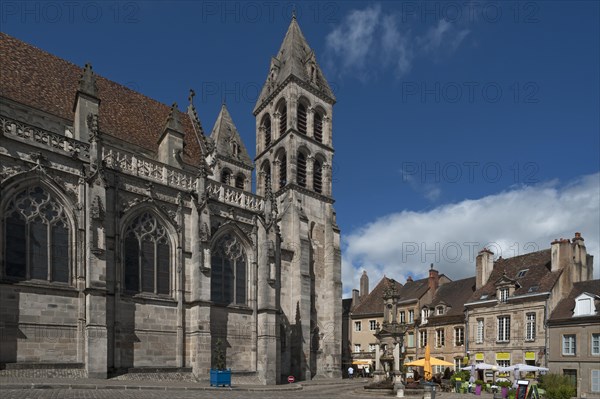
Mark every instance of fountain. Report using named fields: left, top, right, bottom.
left=368, top=281, right=410, bottom=397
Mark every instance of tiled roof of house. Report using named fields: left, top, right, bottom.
left=549, top=279, right=600, bottom=321
left=427, top=277, right=476, bottom=323
left=467, top=249, right=561, bottom=303
left=0, top=32, right=204, bottom=166
left=352, top=277, right=403, bottom=316
left=397, top=277, right=431, bottom=302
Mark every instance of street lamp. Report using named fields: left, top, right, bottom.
left=491, top=365, right=498, bottom=386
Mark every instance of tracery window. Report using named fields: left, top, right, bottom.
left=211, top=233, right=247, bottom=305
left=123, top=212, right=171, bottom=295
left=3, top=186, right=70, bottom=283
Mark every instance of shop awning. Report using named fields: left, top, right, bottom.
left=352, top=359, right=372, bottom=365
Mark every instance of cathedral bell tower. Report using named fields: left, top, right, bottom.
left=253, top=15, right=342, bottom=380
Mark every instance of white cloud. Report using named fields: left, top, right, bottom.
left=325, top=4, right=470, bottom=79
left=342, top=173, right=600, bottom=296
left=325, top=5, right=381, bottom=78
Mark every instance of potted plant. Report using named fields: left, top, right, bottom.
left=210, top=339, right=231, bottom=387
left=475, top=379, right=485, bottom=395
left=497, top=380, right=512, bottom=398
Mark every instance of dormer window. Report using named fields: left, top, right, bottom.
left=516, top=269, right=528, bottom=278
left=499, top=288, right=509, bottom=303
left=574, top=293, right=596, bottom=317
left=436, top=306, right=444, bottom=315
left=421, top=308, right=429, bottom=324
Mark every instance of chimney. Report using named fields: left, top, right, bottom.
left=476, top=248, right=494, bottom=290
left=158, top=103, right=185, bottom=167
left=352, top=289, right=360, bottom=306
left=407, top=276, right=413, bottom=282
left=360, top=270, right=369, bottom=297
left=428, top=263, right=439, bottom=294
left=571, top=232, right=592, bottom=282
left=551, top=238, right=572, bottom=272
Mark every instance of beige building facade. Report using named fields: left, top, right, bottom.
left=548, top=280, right=600, bottom=398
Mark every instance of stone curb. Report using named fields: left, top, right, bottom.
left=0, top=382, right=304, bottom=391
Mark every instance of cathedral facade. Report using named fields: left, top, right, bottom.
left=0, top=17, right=342, bottom=384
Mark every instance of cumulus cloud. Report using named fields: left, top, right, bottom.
left=325, top=4, right=470, bottom=79
left=342, top=173, right=600, bottom=296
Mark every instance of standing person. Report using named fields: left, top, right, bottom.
left=348, top=366, right=354, bottom=379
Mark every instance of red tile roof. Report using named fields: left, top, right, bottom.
left=0, top=33, right=203, bottom=166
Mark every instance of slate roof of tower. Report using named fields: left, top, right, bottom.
left=253, top=16, right=335, bottom=113
left=352, top=277, right=403, bottom=316
left=210, top=104, right=253, bottom=168
left=549, top=279, right=600, bottom=321
left=0, top=32, right=204, bottom=167
left=466, top=249, right=561, bottom=304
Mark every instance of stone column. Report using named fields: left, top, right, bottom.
left=323, top=116, right=331, bottom=146
left=307, top=107, right=314, bottom=139
left=306, top=156, right=314, bottom=191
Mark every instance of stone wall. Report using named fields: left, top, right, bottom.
left=0, top=286, right=80, bottom=364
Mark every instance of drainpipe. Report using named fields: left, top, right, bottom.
left=465, top=308, right=469, bottom=367
left=544, top=297, right=548, bottom=368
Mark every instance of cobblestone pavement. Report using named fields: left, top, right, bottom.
left=1, top=384, right=498, bottom=399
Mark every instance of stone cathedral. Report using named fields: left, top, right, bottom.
left=0, top=17, right=342, bottom=384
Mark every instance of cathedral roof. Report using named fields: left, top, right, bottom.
left=209, top=104, right=253, bottom=168
left=253, top=16, right=335, bottom=114
left=0, top=33, right=204, bottom=167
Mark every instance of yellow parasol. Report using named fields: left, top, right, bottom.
left=404, top=345, right=454, bottom=381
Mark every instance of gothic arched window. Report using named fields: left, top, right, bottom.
left=235, top=174, right=245, bottom=190
left=278, top=101, right=287, bottom=135
left=313, top=159, right=323, bottom=194
left=221, top=169, right=231, bottom=185
left=211, top=233, right=247, bottom=305
left=278, top=151, right=287, bottom=190
left=262, top=115, right=272, bottom=148
left=297, top=152, right=307, bottom=188
left=313, top=112, right=323, bottom=143
left=3, top=186, right=70, bottom=283
left=297, top=103, right=307, bottom=135
left=123, top=212, right=171, bottom=295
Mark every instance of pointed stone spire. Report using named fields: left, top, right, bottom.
left=210, top=103, right=253, bottom=168
left=164, top=102, right=183, bottom=133
left=78, top=63, right=98, bottom=97
left=157, top=103, right=185, bottom=167
left=253, top=16, right=335, bottom=114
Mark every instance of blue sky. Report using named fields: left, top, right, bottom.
left=3, top=1, right=599, bottom=294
